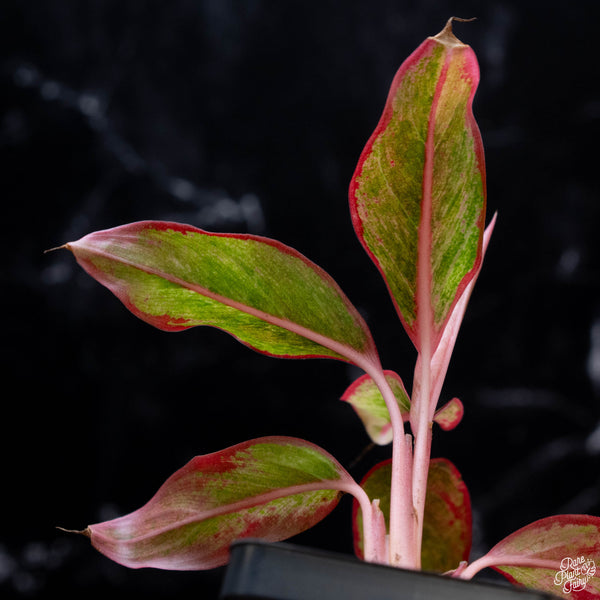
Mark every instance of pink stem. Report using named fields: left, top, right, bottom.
left=459, top=555, right=560, bottom=580
left=447, top=561, right=469, bottom=577
left=409, top=338, right=434, bottom=567
left=370, top=499, right=389, bottom=564
left=407, top=34, right=449, bottom=570
left=346, top=481, right=379, bottom=563
left=367, top=366, right=416, bottom=568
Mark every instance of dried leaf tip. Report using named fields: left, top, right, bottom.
left=56, top=526, right=91, bottom=538
left=43, top=244, right=69, bottom=254
left=432, top=16, right=477, bottom=47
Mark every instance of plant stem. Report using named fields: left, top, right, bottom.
left=344, top=481, right=378, bottom=563
left=411, top=421, right=431, bottom=567
left=367, top=366, right=417, bottom=568
left=458, top=555, right=560, bottom=580
left=411, top=349, right=434, bottom=567
left=371, top=499, right=389, bottom=564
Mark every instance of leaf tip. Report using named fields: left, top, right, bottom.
left=56, top=525, right=91, bottom=539
left=434, top=16, right=477, bottom=47
left=43, top=243, right=72, bottom=255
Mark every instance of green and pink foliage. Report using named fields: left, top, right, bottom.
left=461, top=515, right=600, bottom=599
left=55, top=17, right=600, bottom=597
left=83, top=437, right=356, bottom=570
left=348, top=19, right=486, bottom=357
left=431, top=398, right=464, bottom=431
left=352, top=458, right=471, bottom=573
left=64, top=221, right=378, bottom=365
left=341, top=372, right=464, bottom=444
left=341, top=371, right=411, bottom=445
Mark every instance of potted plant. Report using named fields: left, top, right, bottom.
left=50, top=17, right=599, bottom=599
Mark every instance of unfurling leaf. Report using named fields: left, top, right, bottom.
left=342, top=372, right=463, bottom=443
left=83, top=437, right=357, bottom=570
left=352, top=458, right=471, bottom=572
left=349, top=20, right=486, bottom=355
left=470, top=515, right=600, bottom=598
left=63, top=221, right=378, bottom=365
left=341, top=371, right=410, bottom=445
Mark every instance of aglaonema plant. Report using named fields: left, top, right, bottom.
left=52, top=18, right=600, bottom=598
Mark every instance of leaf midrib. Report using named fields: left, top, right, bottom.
left=93, top=478, right=353, bottom=544
left=72, top=243, right=373, bottom=367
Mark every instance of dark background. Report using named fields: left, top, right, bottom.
left=3, top=1, right=600, bottom=598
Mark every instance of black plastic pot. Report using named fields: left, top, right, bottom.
left=219, top=540, right=559, bottom=600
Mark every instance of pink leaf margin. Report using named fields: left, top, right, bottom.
left=65, top=220, right=380, bottom=365
left=81, top=436, right=362, bottom=570
left=349, top=25, right=487, bottom=356
left=460, top=514, right=600, bottom=599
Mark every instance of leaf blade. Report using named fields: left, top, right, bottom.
left=421, top=458, right=472, bottom=572
left=352, top=457, right=471, bottom=572
left=66, top=221, right=378, bottom=364
left=86, top=437, right=355, bottom=570
left=341, top=370, right=410, bottom=445
left=433, top=397, right=464, bottom=431
left=342, top=371, right=463, bottom=443
left=470, top=515, right=600, bottom=598
left=349, top=22, right=486, bottom=353
left=412, top=214, right=496, bottom=420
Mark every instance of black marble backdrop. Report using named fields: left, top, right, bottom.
left=3, top=1, right=600, bottom=598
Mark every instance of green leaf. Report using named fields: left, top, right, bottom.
left=411, top=215, right=496, bottom=420
left=63, top=221, right=378, bottom=364
left=432, top=397, right=463, bottom=431
left=352, top=457, right=471, bottom=571
left=82, top=437, right=357, bottom=570
left=466, top=515, right=600, bottom=598
left=349, top=20, right=486, bottom=354
left=342, top=372, right=463, bottom=444
left=341, top=370, right=410, bottom=445
left=421, top=458, right=471, bottom=572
